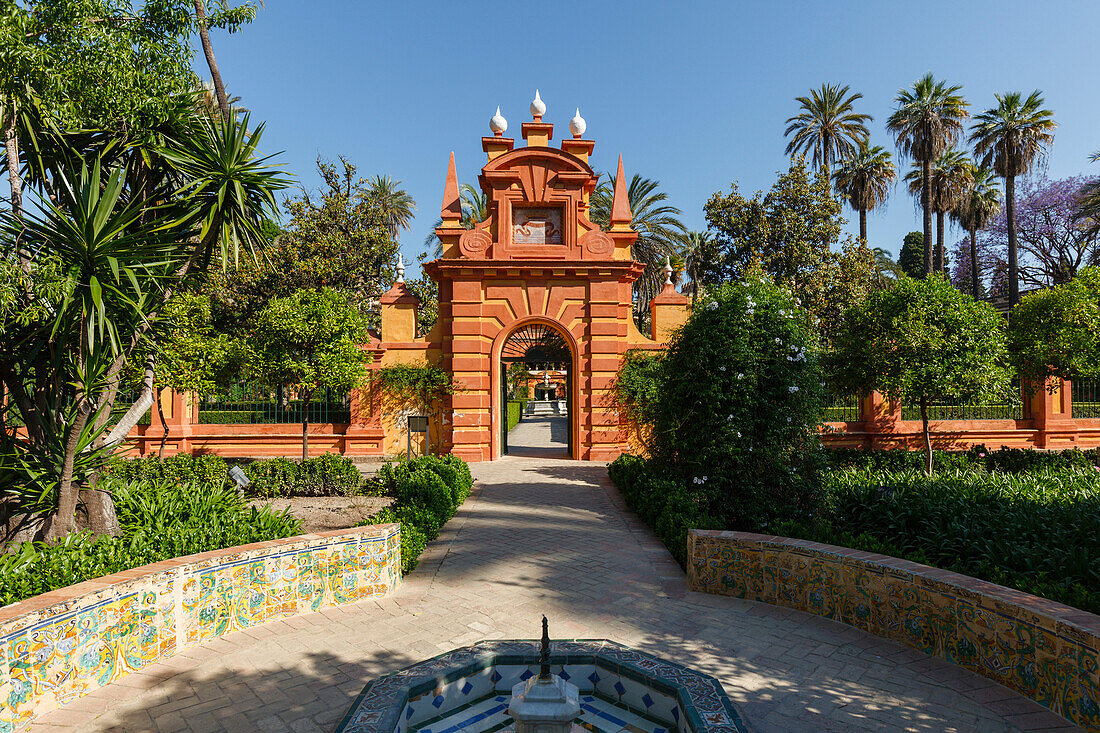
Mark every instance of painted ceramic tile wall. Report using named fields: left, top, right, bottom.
left=0, top=524, right=400, bottom=732
left=687, top=529, right=1100, bottom=732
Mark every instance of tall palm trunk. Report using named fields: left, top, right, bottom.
left=193, top=0, right=231, bottom=122
left=922, top=160, right=933, bottom=275
left=969, top=226, right=980, bottom=300
left=935, top=212, right=946, bottom=273
left=1006, top=174, right=1019, bottom=307
left=858, top=208, right=867, bottom=244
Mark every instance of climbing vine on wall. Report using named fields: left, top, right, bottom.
left=373, top=363, right=455, bottom=411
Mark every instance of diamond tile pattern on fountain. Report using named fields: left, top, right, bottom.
left=335, top=639, right=746, bottom=733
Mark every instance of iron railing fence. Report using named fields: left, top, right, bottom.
left=198, top=382, right=351, bottom=424
left=823, top=394, right=860, bottom=422
left=1072, top=380, right=1100, bottom=418
left=900, top=395, right=1023, bottom=421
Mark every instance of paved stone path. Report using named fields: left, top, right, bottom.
left=506, top=415, right=568, bottom=458
left=32, top=458, right=1078, bottom=732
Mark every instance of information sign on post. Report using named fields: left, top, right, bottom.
left=407, top=415, right=430, bottom=459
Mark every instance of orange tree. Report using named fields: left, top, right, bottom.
left=828, top=275, right=1011, bottom=475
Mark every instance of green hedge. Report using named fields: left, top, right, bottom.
left=104, top=453, right=364, bottom=497
left=611, top=450, right=1100, bottom=614
left=362, top=455, right=473, bottom=574
left=826, top=445, right=1100, bottom=474
left=608, top=454, right=723, bottom=566
left=0, top=477, right=301, bottom=606
left=775, top=466, right=1100, bottom=614
left=507, top=400, right=525, bottom=431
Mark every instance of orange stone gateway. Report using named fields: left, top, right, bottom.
left=374, top=96, right=690, bottom=461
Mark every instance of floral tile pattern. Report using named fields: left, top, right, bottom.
left=0, top=524, right=401, bottom=733
left=687, top=529, right=1100, bottom=731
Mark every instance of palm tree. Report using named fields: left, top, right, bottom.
left=681, top=230, right=714, bottom=305
left=367, top=175, right=417, bottom=243
left=784, top=84, right=872, bottom=188
left=950, top=166, right=1001, bottom=299
left=969, top=91, right=1056, bottom=307
left=870, top=247, right=901, bottom=286
left=832, top=141, right=896, bottom=245
left=1074, top=150, right=1100, bottom=238
left=423, top=183, right=489, bottom=258
left=591, top=173, right=687, bottom=325
left=903, top=149, right=974, bottom=274
left=887, top=73, right=969, bottom=275
left=192, top=0, right=230, bottom=121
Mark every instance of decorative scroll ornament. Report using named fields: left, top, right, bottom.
left=459, top=228, right=492, bottom=258
left=579, top=229, right=613, bottom=256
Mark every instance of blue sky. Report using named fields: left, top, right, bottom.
left=207, top=0, right=1100, bottom=275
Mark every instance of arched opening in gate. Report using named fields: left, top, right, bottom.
left=499, top=322, right=573, bottom=458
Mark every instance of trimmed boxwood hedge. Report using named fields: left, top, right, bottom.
left=104, top=453, right=364, bottom=497
left=361, top=455, right=473, bottom=574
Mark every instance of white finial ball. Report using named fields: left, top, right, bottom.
left=569, top=107, right=586, bottom=138
left=664, top=256, right=673, bottom=285
left=530, top=89, right=546, bottom=118
left=490, top=106, right=508, bottom=135
left=396, top=254, right=406, bottom=283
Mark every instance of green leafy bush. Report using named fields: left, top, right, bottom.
left=609, top=454, right=723, bottom=565
left=774, top=466, right=1100, bottom=613
left=614, top=279, right=826, bottom=534
left=826, top=445, right=1099, bottom=474
left=0, top=476, right=301, bottom=606
left=363, top=455, right=473, bottom=573
left=507, top=400, right=524, bottom=431
left=244, top=453, right=362, bottom=497
left=104, top=453, right=364, bottom=498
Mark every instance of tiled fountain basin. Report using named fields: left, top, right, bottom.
left=335, top=640, right=747, bottom=733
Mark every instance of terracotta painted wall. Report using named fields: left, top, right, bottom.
left=687, top=529, right=1099, bottom=731
left=0, top=524, right=400, bottom=732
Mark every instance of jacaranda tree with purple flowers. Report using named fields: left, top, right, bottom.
left=983, top=176, right=1099, bottom=290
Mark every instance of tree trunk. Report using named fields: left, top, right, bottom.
left=301, top=389, right=312, bottom=461
left=193, top=0, right=232, bottom=122
left=935, top=211, right=946, bottom=274
left=82, top=486, right=121, bottom=537
left=43, top=398, right=93, bottom=541
left=157, top=388, right=169, bottom=458
left=1006, top=174, right=1019, bottom=307
left=859, top=208, right=867, bottom=244
left=4, top=99, right=29, bottom=276
left=922, top=160, right=933, bottom=276
left=970, top=226, right=980, bottom=299
left=103, top=353, right=156, bottom=448
left=920, top=394, right=933, bottom=477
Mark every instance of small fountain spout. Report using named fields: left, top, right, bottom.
left=539, top=615, right=551, bottom=680
left=508, top=617, right=580, bottom=733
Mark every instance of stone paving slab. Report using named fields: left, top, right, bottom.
left=30, top=458, right=1080, bottom=732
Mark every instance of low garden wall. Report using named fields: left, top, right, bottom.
left=687, top=529, right=1100, bottom=731
left=0, top=524, right=401, bottom=732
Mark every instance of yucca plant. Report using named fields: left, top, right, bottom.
left=0, top=98, right=288, bottom=539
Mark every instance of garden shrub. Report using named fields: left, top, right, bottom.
left=363, top=455, right=473, bottom=573
left=244, top=453, right=362, bottom=497
left=774, top=466, right=1100, bottom=613
left=826, top=445, right=1100, bottom=474
left=104, top=452, right=364, bottom=498
left=613, top=279, right=826, bottom=540
left=0, top=476, right=301, bottom=606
